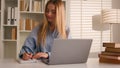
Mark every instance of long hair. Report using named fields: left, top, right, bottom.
left=37, top=0, right=67, bottom=46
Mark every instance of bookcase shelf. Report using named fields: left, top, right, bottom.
left=3, top=39, right=17, bottom=42
left=20, top=30, right=31, bottom=33
left=3, top=25, right=17, bottom=27
left=20, top=11, right=44, bottom=14
left=0, top=0, right=67, bottom=59
left=0, top=0, right=18, bottom=59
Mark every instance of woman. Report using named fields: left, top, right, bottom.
left=19, top=0, right=70, bottom=60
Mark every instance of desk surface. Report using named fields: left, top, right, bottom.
left=0, top=58, right=119, bottom=68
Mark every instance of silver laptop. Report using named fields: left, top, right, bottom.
left=42, top=39, right=92, bottom=65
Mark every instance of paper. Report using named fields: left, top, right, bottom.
left=17, top=59, right=38, bottom=64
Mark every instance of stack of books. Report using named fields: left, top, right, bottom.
left=99, top=42, right=120, bottom=64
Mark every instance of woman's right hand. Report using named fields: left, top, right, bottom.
left=22, top=53, right=33, bottom=60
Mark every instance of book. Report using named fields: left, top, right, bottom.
left=33, top=1, right=41, bottom=12
left=103, top=42, right=120, bottom=48
left=99, top=54, right=120, bottom=60
left=11, top=27, right=17, bottom=40
left=99, top=57, right=120, bottom=64
left=19, top=18, right=25, bottom=30
left=105, top=47, right=120, bottom=53
left=17, top=59, right=39, bottom=64
left=101, top=51, right=120, bottom=56
left=25, top=19, right=32, bottom=30
left=20, top=0, right=25, bottom=11
left=11, top=7, right=15, bottom=25
left=24, top=1, right=29, bottom=11
left=14, top=7, right=18, bottom=25
left=7, top=7, right=12, bottom=25
left=4, top=27, right=12, bottom=39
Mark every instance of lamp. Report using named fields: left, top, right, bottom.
left=102, top=9, right=120, bottom=42
left=92, top=14, right=109, bottom=52
left=92, top=14, right=109, bottom=31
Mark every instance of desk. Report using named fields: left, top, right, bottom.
left=0, top=58, right=119, bottom=68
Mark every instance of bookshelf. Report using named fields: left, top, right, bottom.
left=0, top=0, right=68, bottom=59
left=1, top=0, right=18, bottom=59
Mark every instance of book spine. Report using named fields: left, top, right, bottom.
left=105, top=48, right=120, bottom=53
left=99, top=54, right=120, bottom=60
left=103, top=43, right=120, bottom=48
left=103, top=43, right=115, bottom=47
left=19, top=18, right=23, bottom=30
left=7, top=7, right=12, bottom=25
left=25, top=19, right=31, bottom=30
left=101, top=51, right=120, bottom=56
left=20, top=0, right=25, bottom=11
left=11, top=7, right=15, bottom=25
left=12, top=27, right=17, bottom=40
left=99, top=57, right=120, bottom=64
left=14, top=7, right=18, bottom=25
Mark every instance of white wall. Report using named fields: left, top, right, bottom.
left=113, top=24, right=120, bottom=43
left=0, top=16, right=1, bottom=59
left=112, top=0, right=120, bottom=43
left=0, top=29, right=1, bottom=59
left=112, top=0, right=120, bottom=9
left=0, top=15, right=1, bottom=59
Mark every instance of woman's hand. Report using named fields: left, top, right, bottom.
left=32, top=52, right=48, bottom=59
left=22, top=53, right=33, bottom=60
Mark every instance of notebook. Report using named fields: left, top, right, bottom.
left=17, top=59, right=38, bottom=64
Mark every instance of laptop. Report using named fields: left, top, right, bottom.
left=42, top=39, right=92, bottom=65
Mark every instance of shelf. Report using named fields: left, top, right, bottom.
left=3, top=39, right=17, bottom=42
left=20, top=30, right=31, bottom=33
left=6, top=0, right=17, bottom=2
left=3, top=25, right=17, bottom=27
left=62, top=0, right=66, bottom=1
left=20, top=11, right=44, bottom=14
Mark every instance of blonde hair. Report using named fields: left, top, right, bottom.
left=37, top=0, right=66, bottom=46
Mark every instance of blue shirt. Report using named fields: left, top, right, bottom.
left=19, top=25, right=71, bottom=59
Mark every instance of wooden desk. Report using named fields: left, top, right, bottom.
left=0, top=58, right=119, bottom=68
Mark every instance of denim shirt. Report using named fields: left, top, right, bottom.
left=19, top=25, right=71, bottom=59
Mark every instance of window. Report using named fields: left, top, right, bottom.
left=69, top=0, right=112, bottom=52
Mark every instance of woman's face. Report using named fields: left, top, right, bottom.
left=45, top=3, right=56, bottom=24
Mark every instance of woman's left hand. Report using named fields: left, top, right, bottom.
left=32, top=52, right=48, bottom=59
